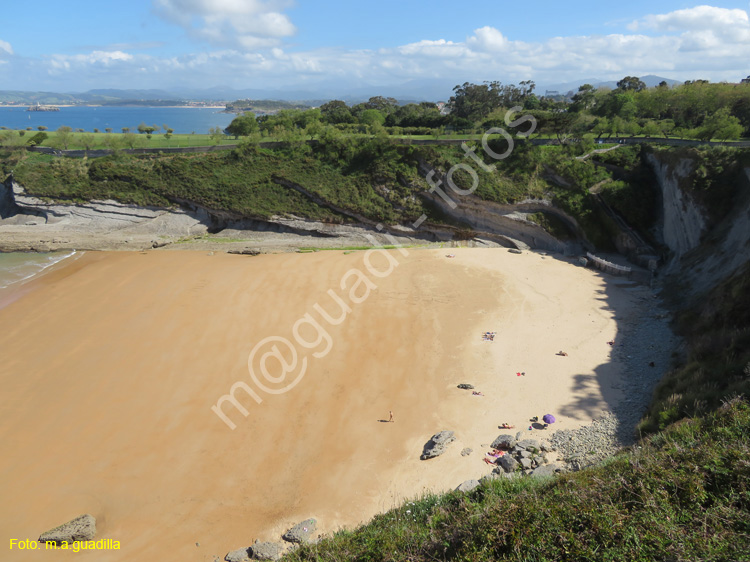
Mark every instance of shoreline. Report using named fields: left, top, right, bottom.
left=0, top=247, right=675, bottom=560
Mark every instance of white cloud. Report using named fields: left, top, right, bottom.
left=10, top=5, right=750, bottom=93
left=467, top=26, right=508, bottom=51
left=0, top=39, right=12, bottom=55
left=153, top=0, right=296, bottom=50
left=629, top=5, right=749, bottom=32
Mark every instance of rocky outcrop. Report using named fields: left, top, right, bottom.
left=418, top=161, right=589, bottom=254
left=648, top=153, right=750, bottom=297
left=250, top=541, right=284, bottom=561
left=38, top=514, right=96, bottom=544
left=5, top=179, right=211, bottom=237
left=647, top=154, right=706, bottom=261
left=420, top=430, right=456, bottom=460
left=282, top=518, right=317, bottom=544
left=226, top=546, right=253, bottom=562
left=490, top=434, right=517, bottom=450
left=455, top=479, right=480, bottom=493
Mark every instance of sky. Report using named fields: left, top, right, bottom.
left=1, top=1, right=749, bottom=96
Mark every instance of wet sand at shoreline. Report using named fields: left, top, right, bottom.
left=0, top=248, right=637, bottom=560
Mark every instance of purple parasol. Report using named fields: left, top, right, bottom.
left=542, top=414, right=556, bottom=424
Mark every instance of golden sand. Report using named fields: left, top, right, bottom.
left=0, top=248, right=629, bottom=560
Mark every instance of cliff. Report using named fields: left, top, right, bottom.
left=647, top=150, right=750, bottom=297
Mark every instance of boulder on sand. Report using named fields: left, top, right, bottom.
left=282, top=518, right=317, bottom=544
left=455, top=479, right=481, bottom=493
left=251, top=541, right=283, bottom=561
left=226, top=546, right=252, bottom=562
left=420, top=431, right=456, bottom=460
left=497, top=454, right=519, bottom=473
left=491, top=434, right=517, bottom=450
left=38, top=514, right=96, bottom=545
left=457, top=383, right=475, bottom=390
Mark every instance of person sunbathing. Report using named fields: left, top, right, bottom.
left=500, top=423, right=515, bottom=429
left=556, top=351, right=568, bottom=356
left=483, top=457, right=497, bottom=465
left=472, top=391, right=484, bottom=396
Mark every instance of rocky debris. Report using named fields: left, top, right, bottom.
left=251, top=541, right=283, bottom=561
left=455, top=479, right=481, bottom=493
left=38, top=514, right=96, bottom=545
left=420, top=430, right=456, bottom=460
left=228, top=248, right=262, bottom=256
left=495, top=455, right=519, bottom=473
left=516, top=438, right=540, bottom=451
left=460, top=447, right=473, bottom=456
left=457, top=383, right=475, bottom=389
left=490, top=434, right=517, bottom=450
left=282, top=518, right=317, bottom=544
left=508, top=248, right=523, bottom=254
left=226, top=547, right=252, bottom=562
left=530, top=463, right=565, bottom=478
left=488, top=436, right=554, bottom=475
left=548, top=287, right=679, bottom=472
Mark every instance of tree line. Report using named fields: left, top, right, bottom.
left=225, top=76, right=750, bottom=142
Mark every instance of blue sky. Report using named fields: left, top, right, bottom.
left=1, top=1, right=749, bottom=95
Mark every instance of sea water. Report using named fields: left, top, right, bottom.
left=0, top=106, right=235, bottom=135
left=0, top=251, right=78, bottom=292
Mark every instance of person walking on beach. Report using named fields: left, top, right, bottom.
left=388, top=411, right=394, bottom=423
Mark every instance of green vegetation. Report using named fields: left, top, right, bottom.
left=9, top=134, right=664, bottom=245
left=216, top=79, right=750, bottom=144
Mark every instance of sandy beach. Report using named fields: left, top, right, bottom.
left=0, top=248, right=647, bottom=560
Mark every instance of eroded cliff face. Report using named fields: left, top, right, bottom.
left=3, top=180, right=210, bottom=236
left=647, top=153, right=707, bottom=262
left=648, top=152, right=750, bottom=296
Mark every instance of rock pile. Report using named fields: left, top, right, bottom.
left=224, top=518, right=316, bottom=561
left=477, top=433, right=564, bottom=482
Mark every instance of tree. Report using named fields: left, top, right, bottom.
left=37, top=126, right=48, bottom=132
left=54, top=126, right=73, bottom=150
left=696, top=107, right=743, bottom=141
left=543, top=112, right=580, bottom=143
left=25, top=132, right=48, bottom=146
left=105, top=128, right=113, bottom=134
left=320, top=100, right=354, bottom=124
left=209, top=126, right=225, bottom=144
left=360, top=109, right=386, bottom=127
left=80, top=134, right=96, bottom=152
left=641, top=120, right=662, bottom=138
left=225, top=114, right=259, bottom=138
left=122, top=127, right=130, bottom=134
left=570, top=84, right=596, bottom=112
left=617, top=76, right=647, bottom=92
left=122, top=132, right=139, bottom=149
left=362, top=96, right=399, bottom=114
left=449, top=81, right=505, bottom=121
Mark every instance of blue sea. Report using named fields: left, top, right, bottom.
left=0, top=106, right=235, bottom=135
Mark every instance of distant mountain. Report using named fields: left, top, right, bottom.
left=539, top=75, right=683, bottom=96
left=0, top=76, right=690, bottom=107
